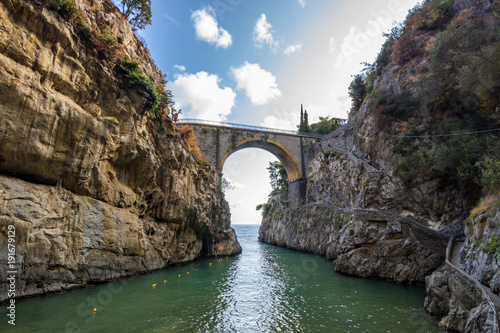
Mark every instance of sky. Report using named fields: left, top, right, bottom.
left=138, top=0, right=421, bottom=224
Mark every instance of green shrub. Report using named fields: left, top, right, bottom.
left=93, top=27, right=121, bottom=60
left=76, top=20, right=92, bottom=39
left=373, top=91, right=419, bottom=120
left=310, top=117, right=341, bottom=135
left=256, top=200, right=276, bottom=216
left=424, top=0, right=454, bottom=30
left=478, top=156, right=500, bottom=190
left=54, top=0, right=91, bottom=40
left=333, top=213, right=350, bottom=228
left=395, top=153, right=427, bottom=184
left=392, top=127, right=430, bottom=184
left=323, top=151, right=340, bottom=165
left=482, top=236, right=500, bottom=257
left=426, top=22, right=500, bottom=117
left=54, top=0, right=79, bottom=20
left=116, top=56, right=161, bottom=113
left=426, top=127, right=494, bottom=182
left=393, top=120, right=496, bottom=186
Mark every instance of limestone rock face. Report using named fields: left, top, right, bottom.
left=424, top=264, right=499, bottom=333
left=318, top=125, right=473, bottom=225
left=259, top=149, right=451, bottom=284
left=0, top=0, right=240, bottom=301
left=461, top=210, right=500, bottom=295
left=425, top=208, right=500, bottom=332
left=424, top=271, right=450, bottom=316
left=465, top=302, right=499, bottom=333
left=259, top=195, right=445, bottom=283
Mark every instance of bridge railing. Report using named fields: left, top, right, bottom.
left=178, top=118, right=324, bottom=138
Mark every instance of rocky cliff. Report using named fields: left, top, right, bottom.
left=425, top=205, right=500, bottom=332
left=259, top=0, right=499, bottom=331
left=259, top=151, right=448, bottom=283
left=0, top=0, right=240, bottom=301
left=462, top=208, right=500, bottom=296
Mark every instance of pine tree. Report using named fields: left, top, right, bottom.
left=300, top=104, right=304, bottom=126
left=301, top=110, right=311, bottom=133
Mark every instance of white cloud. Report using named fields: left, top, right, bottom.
left=232, top=62, right=282, bottom=105
left=302, top=104, right=329, bottom=124
left=261, top=115, right=297, bottom=131
left=191, top=6, right=232, bottom=48
left=253, top=14, right=279, bottom=52
left=229, top=200, right=245, bottom=209
left=217, top=29, right=232, bottom=48
left=298, top=0, right=306, bottom=8
left=170, top=71, right=236, bottom=121
left=224, top=176, right=245, bottom=189
left=260, top=103, right=346, bottom=132
left=334, top=26, right=360, bottom=68
left=173, top=64, right=186, bottom=72
left=284, top=44, right=302, bottom=55
left=329, top=37, right=336, bottom=53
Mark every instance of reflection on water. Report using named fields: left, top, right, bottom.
left=0, top=225, right=439, bottom=333
left=201, top=231, right=297, bottom=332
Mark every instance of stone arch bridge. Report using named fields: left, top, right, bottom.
left=179, top=119, right=323, bottom=207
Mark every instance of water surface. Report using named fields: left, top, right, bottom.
left=1, top=225, right=439, bottom=332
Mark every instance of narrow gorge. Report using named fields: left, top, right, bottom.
left=0, top=0, right=498, bottom=332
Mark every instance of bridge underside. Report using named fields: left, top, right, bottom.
left=184, top=121, right=321, bottom=207
left=219, top=137, right=302, bottom=182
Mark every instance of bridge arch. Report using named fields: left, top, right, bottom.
left=181, top=119, right=327, bottom=207
left=219, top=137, right=302, bottom=182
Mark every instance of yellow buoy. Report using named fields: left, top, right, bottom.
left=209, top=263, right=212, bottom=266
left=152, top=284, right=156, bottom=288
left=226, top=257, right=228, bottom=259
left=178, top=274, right=181, bottom=277
left=164, top=280, right=166, bottom=283
left=93, top=308, right=97, bottom=313
left=187, top=272, right=189, bottom=275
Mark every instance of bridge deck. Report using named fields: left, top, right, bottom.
left=178, top=118, right=324, bottom=139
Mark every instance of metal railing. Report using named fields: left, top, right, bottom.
left=178, top=118, right=324, bottom=139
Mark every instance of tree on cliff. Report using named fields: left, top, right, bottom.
left=310, top=116, right=341, bottom=135
left=298, top=104, right=311, bottom=133
left=303, top=111, right=310, bottom=131
left=118, top=0, right=152, bottom=30
left=348, top=74, right=366, bottom=112
left=267, top=161, right=288, bottom=191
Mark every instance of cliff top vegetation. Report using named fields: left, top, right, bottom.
left=349, top=0, right=499, bottom=202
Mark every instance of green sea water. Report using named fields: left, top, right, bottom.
left=1, top=224, right=440, bottom=332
